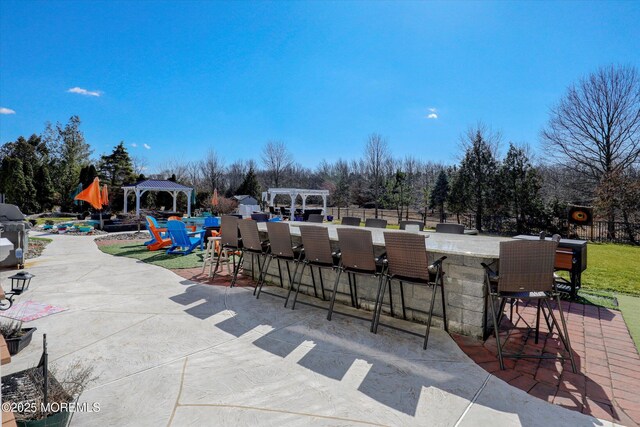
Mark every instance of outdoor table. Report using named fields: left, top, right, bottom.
left=252, top=222, right=512, bottom=338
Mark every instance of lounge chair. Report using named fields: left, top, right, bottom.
left=166, top=220, right=205, bottom=255
left=145, top=216, right=172, bottom=251
left=168, top=216, right=197, bottom=231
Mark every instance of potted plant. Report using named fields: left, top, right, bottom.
left=2, top=335, right=95, bottom=426
left=0, top=319, right=36, bottom=355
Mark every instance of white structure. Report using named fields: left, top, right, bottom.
left=261, top=188, right=329, bottom=215
left=122, top=179, right=193, bottom=217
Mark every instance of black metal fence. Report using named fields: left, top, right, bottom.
left=326, top=207, right=639, bottom=245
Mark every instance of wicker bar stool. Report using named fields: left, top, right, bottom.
left=376, top=232, right=447, bottom=349
left=398, top=221, right=424, bottom=231
left=327, top=228, right=386, bottom=329
left=365, top=218, right=387, bottom=229
left=435, top=223, right=464, bottom=234
left=212, top=216, right=242, bottom=285
left=341, top=217, right=361, bottom=226
left=286, top=225, right=337, bottom=309
left=255, top=222, right=303, bottom=299
left=481, top=239, right=577, bottom=372
left=235, top=219, right=270, bottom=287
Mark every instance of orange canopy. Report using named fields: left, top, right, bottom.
left=74, top=177, right=104, bottom=209
left=101, top=185, right=109, bottom=206
left=211, top=188, right=219, bottom=206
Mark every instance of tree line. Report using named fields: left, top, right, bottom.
left=1, top=65, right=638, bottom=241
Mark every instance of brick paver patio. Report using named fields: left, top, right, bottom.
left=453, top=300, right=640, bottom=426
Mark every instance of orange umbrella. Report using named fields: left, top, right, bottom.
left=211, top=188, right=219, bottom=207
left=101, top=185, right=109, bottom=206
left=74, top=177, right=103, bottom=209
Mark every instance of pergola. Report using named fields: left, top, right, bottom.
left=261, top=188, right=329, bottom=214
left=122, top=179, right=193, bottom=217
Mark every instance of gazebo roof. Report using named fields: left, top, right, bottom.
left=122, top=179, right=193, bottom=191
left=264, top=188, right=329, bottom=196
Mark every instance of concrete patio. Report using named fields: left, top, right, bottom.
left=1, top=234, right=621, bottom=426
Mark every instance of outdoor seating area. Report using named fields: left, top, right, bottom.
left=1, top=226, right=637, bottom=426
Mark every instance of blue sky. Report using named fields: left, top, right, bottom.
left=1, top=1, right=639, bottom=172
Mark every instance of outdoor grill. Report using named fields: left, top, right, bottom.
left=0, top=203, right=31, bottom=268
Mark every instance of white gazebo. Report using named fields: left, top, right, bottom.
left=122, top=179, right=194, bottom=217
left=261, top=188, right=329, bottom=215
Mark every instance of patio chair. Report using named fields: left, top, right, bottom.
left=235, top=219, right=270, bottom=287
left=435, top=223, right=464, bottom=234
left=286, top=225, right=338, bottom=309
left=341, top=217, right=361, bottom=226
left=212, top=215, right=243, bottom=284
left=250, top=213, right=269, bottom=222
left=280, top=207, right=291, bottom=220
left=255, top=222, right=304, bottom=300
left=481, top=239, right=577, bottom=372
left=165, top=220, right=205, bottom=255
left=376, top=232, right=448, bottom=349
left=399, top=221, right=424, bottom=231
left=145, top=216, right=171, bottom=251
left=327, top=228, right=386, bottom=327
left=365, top=218, right=387, bottom=229
left=306, top=214, right=324, bottom=223
left=167, top=215, right=198, bottom=231
left=168, top=215, right=197, bottom=231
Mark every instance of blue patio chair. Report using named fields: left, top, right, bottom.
left=204, top=216, right=221, bottom=227
left=166, top=220, right=205, bottom=255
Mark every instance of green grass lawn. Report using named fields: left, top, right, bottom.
left=34, top=217, right=77, bottom=226
left=581, top=243, right=640, bottom=296
left=30, top=237, right=53, bottom=243
left=98, top=242, right=205, bottom=269
left=618, top=294, right=640, bottom=349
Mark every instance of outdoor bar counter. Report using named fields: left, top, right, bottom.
left=249, top=222, right=512, bottom=339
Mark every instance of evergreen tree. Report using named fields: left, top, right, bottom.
left=98, top=142, right=136, bottom=210
left=499, top=144, right=542, bottom=233
left=35, top=163, right=55, bottom=210
left=447, top=169, right=468, bottom=224
left=98, top=142, right=135, bottom=186
left=0, top=158, right=29, bottom=210
left=236, top=167, right=261, bottom=199
left=429, top=170, right=449, bottom=223
left=49, top=116, right=92, bottom=211
left=79, top=164, right=98, bottom=188
left=456, top=129, right=499, bottom=231
left=22, top=161, right=39, bottom=213
left=0, top=135, right=49, bottom=213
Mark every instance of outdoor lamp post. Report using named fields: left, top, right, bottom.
left=8, top=271, right=34, bottom=295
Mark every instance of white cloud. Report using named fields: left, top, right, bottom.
left=0, top=107, right=16, bottom=114
left=427, top=113, right=438, bottom=119
left=131, top=143, right=137, bottom=147
left=143, top=143, right=151, bottom=150
left=428, top=107, right=437, bottom=113
left=67, top=87, right=101, bottom=97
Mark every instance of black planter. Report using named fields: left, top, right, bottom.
left=5, top=327, right=36, bottom=355
left=17, top=410, right=70, bottom=427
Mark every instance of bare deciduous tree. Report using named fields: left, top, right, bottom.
left=542, top=65, right=640, bottom=237
left=363, top=133, right=390, bottom=218
left=262, top=140, right=293, bottom=187
left=131, top=155, right=148, bottom=176
left=199, top=149, right=225, bottom=193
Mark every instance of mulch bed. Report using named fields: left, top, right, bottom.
left=94, top=232, right=150, bottom=242
left=26, top=239, right=50, bottom=260
left=454, top=300, right=640, bottom=426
